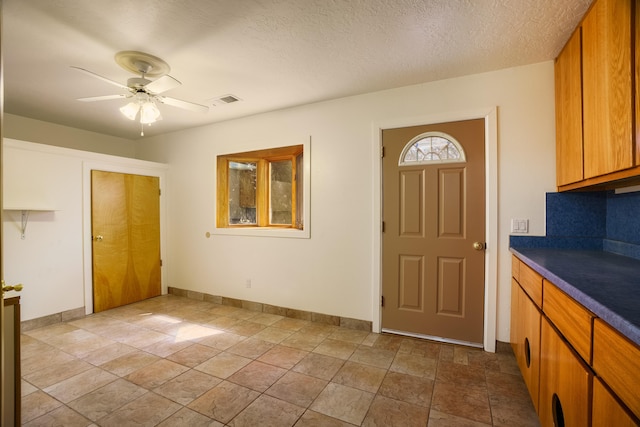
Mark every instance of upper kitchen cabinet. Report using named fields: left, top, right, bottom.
left=556, top=0, right=636, bottom=191
left=555, top=29, right=584, bottom=187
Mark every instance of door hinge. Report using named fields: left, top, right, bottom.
left=381, top=221, right=385, bottom=233
left=159, top=189, right=162, bottom=196
left=381, top=146, right=385, bottom=158
left=160, top=259, right=163, bottom=267
left=381, top=295, right=385, bottom=307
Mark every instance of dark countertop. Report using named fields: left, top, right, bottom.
left=510, top=247, right=640, bottom=347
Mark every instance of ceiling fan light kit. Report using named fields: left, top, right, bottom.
left=72, top=50, right=209, bottom=136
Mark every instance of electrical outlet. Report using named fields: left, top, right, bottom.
left=245, top=279, right=251, bottom=288
left=511, top=219, right=529, bottom=234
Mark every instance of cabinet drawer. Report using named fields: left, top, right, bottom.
left=518, top=260, right=543, bottom=308
left=512, top=254, right=520, bottom=282
left=592, top=377, right=638, bottom=427
left=593, top=319, right=640, bottom=418
left=543, top=280, right=594, bottom=363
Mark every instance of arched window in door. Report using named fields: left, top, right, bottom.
left=398, top=131, right=466, bottom=166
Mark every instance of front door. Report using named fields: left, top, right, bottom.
left=382, top=119, right=486, bottom=345
left=91, top=170, right=161, bottom=312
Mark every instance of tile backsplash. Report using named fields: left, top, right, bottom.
left=510, top=189, right=640, bottom=260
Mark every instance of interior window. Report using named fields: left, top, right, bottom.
left=399, top=132, right=466, bottom=165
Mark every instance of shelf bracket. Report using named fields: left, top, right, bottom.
left=20, top=210, right=30, bottom=240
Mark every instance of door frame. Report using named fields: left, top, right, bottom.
left=372, top=107, right=498, bottom=352
left=82, top=160, right=168, bottom=315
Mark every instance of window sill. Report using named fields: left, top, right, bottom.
left=211, top=226, right=309, bottom=239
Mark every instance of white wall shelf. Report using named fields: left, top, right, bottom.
left=3, top=208, right=56, bottom=239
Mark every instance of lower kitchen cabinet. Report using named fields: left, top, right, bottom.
left=592, top=377, right=638, bottom=427
left=539, top=316, right=592, bottom=427
left=510, top=278, right=541, bottom=412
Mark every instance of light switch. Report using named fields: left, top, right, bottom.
left=511, top=219, right=529, bottom=234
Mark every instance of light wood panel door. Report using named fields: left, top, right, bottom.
left=91, top=170, right=161, bottom=312
left=592, top=377, right=639, bottom=426
left=381, top=119, right=485, bottom=345
left=555, top=28, right=583, bottom=187
left=582, top=0, right=633, bottom=179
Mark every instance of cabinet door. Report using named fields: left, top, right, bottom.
left=511, top=280, right=541, bottom=413
left=582, top=0, right=633, bottom=179
left=539, top=317, right=592, bottom=427
left=592, top=377, right=639, bottom=426
left=555, top=29, right=583, bottom=186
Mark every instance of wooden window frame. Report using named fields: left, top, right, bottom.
left=217, top=144, right=303, bottom=229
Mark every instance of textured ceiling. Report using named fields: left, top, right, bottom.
left=3, top=0, right=592, bottom=140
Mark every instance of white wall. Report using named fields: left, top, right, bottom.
left=4, top=113, right=137, bottom=158
left=3, top=139, right=168, bottom=321
left=137, top=61, right=557, bottom=342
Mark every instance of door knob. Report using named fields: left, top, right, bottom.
left=1, top=280, right=23, bottom=294
left=93, top=235, right=104, bottom=241
left=473, top=241, right=486, bottom=251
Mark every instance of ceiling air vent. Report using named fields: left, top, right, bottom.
left=209, top=94, right=242, bottom=106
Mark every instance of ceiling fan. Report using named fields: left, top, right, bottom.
left=72, top=51, right=209, bottom=136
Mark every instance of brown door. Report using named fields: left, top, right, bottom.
left=91, top=170, right=161, bottom=312
left=382, top=119, right=485, bottom=344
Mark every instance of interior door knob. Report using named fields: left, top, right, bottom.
left=94, top=235, right=104, bottom=241
left=473, top=241, right=486, bottom=251
left=1, top=280, right=23, bottom=294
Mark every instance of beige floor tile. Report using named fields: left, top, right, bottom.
left=362, top=395, right=429, bottom=427
left=188, top=381, right=260, bottom=424
left=173, top=323, right=223, bottom=342
left=378, top=371, right=434, bottom=407
left=229, top=394, right=305, bottom=427
left=332, top=361, right=387, bottom=393
left=430, top=382, right=492, bottom=425
left=227, top=360, right=287, bottom=392
left=21, top=390, right=64, bottom=423
left=22, top=347, right=77, bottom=375
left=21, top=379, right=38, bottom=397
left=328, top=328, right=370, bottom=345
left=295, top=409, right=355, bottom=426
left=265, top=371, right=328, bottom=408
left=43, top=367, right=118, bottom=403
left=157, top=407, right=223, bottom=427
left=436, top=361, right=486, bottom=388
left=97, top=391, right=181, bottom=427
left=67, top=378, right=147, bottom=421
left=197, top=331, right=246, bottom=350
left=226, top=320, right=267, bottom=337
left=313, top=338, right=358, bottom=360
left=23, top=357, right=94, bottom=389
left=125, top=358, right=189, bottom=389
left=390, top=351, right=438, bottom=379
left=427, top=409, right=492, bottom=426
left=115, top=327, right=170, bottom=349
left=292, top=352, right=345, bottom=380
left=271, top=317, right=310, bottom=331
left=227, top=337, right=275, bottom=359
left=23, top=404, right=93, bottom=427
left=195, top=352, right=252, bottom=379
left=142, top=336, right=194, bottom=357
left=154, top=369, right=222, bottom=405
left=250, top=312, right=285, bottom=326
left=349, top=345, right=396, bottom=369
left=166, top=343, right=221, bottom=367
left=252, top=326, right=295, bottom=344
left=489, top=393, right=540, bottom=427
left=281, top=330, right=326, bottom=351
left=258, top=344, right=309, bottom=369
left=99, top=349, right=160, bottom=376
left=81, top=342, right=137, bottom=366
left=310, top=382, right=374, bottom=425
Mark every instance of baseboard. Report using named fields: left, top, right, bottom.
left=21, top=306, right=86, bottom=332
left=168, top=286, right=372, bottom=332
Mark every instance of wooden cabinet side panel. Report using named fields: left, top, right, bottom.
left=512, top=255, right=520, bottom=283
left=593, top=377, right=639, bottom=427
left=593, top=319, right=640, bottom=417
left=582, top=0, right=633, bottom=178
left=555, top=29, right=584, bottom=186
left=519, top=262, right=543, bottom=308
left=539, top=317, right=592, bottom=427
left=543, top=280, right=594, bottom=364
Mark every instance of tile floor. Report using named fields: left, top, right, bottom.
left=20, top=295, right=539, bottom=426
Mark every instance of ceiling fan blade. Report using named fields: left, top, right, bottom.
left=158, top=96, right=209, bottom=113
left=77, top=94, right=128, bottom=102
left=145, top=75, right=181, bottom=94
left=71, top=66, right=130, bottom=90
